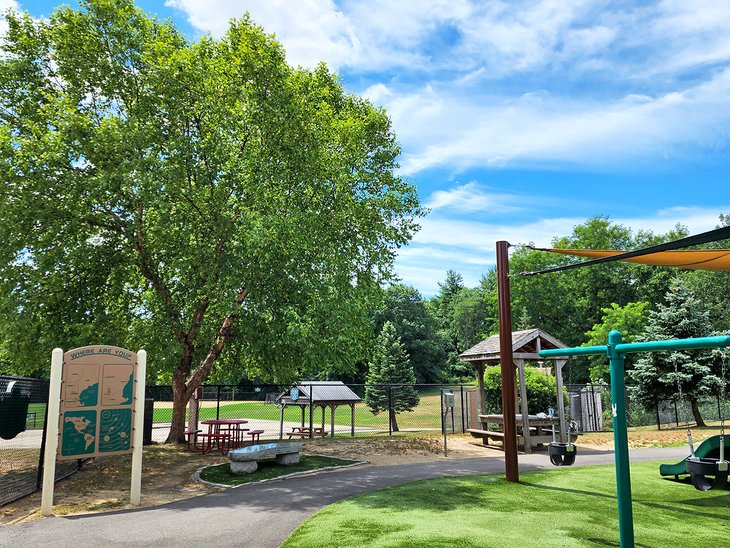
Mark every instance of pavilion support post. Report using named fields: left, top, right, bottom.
left=497, top=240, right=518, bottom=482
left=517, top=360, right=530, bottom=453
left=351, top=404, right=355, bottom=437
left=555, top=359, right=568, bottom=443
left=475, top=363, right=487, bottom=416
left=321, top=406, right=326, bottom=430
left=330, top=405, right=336, bottom=437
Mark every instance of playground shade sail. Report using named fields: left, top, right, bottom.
left=536, top=249, right=730, bottom=272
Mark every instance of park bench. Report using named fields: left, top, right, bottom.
left=228, top=441, right=302, bottom=474
left=287, top=426, right=326, bottom=438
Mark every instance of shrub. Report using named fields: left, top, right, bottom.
left=483, top=365, right=564, bottom=414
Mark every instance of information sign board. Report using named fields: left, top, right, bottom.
left=59, top=345, right=137, bottom=460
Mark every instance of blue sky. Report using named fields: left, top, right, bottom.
left=12, top=0, right=730, bottom=296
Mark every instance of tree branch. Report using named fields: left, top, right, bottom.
left=132, top=200, right=186, bottom=344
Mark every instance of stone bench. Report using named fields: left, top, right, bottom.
left=228, top=442, right=302, bottom=475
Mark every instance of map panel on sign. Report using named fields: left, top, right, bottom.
left=98, top=408, right=132, bottom=453
left=101, top=363, right=134, bottom=406
left=61, top=410, right=97, bottom=457
left=62, top=364, right=99, bottom=409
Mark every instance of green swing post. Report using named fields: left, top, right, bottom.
left=607, top=331, right=633, bottom=548
left=540, top=330, right=730, bottom=548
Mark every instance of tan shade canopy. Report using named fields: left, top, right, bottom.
left=544, top=249, right=730, bottom=271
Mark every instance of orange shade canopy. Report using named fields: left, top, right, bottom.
left=543, top=249, right=730, bottom=272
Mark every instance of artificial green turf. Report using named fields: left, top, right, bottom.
left=200, top=455, right=359, bottom=486
left=282, top=461, right=730, bottom=547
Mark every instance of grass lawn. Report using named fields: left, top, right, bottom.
left=200, top=455, right=360, bottom=486
left=282, top=461, right=730, bottom=547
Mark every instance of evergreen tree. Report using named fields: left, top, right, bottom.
left=374, top=285, right=447, bottom=384
left=629, top=279, right=719, bottom=426
left=365, top=321, right=420, bottom=432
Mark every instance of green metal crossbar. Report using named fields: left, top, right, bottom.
left=539, top=330, right=730, bottom=548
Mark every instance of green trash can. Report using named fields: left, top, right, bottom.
left=0, top=381, right=31, bottom=440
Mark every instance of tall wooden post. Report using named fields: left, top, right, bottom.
left=497, top=240, right=519, bottom=482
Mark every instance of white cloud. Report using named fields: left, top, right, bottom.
left=425, top=182, right=522, bottom=213
left=1, top=0, right=19, bottom=37
left=395, top=68, right=730, bottom=174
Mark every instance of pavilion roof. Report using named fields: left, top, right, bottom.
left=459, top=328, right=567, bottom=364
left=276, top=381, right=361, bottom=405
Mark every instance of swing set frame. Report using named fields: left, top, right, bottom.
left=540, top=331, right=730, bottom=548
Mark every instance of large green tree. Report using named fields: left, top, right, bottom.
left=0, top=1, right=421, bottom=441
left=364, top=321, right=420, bottom=432
left=629, top=280, right=720, bottom=426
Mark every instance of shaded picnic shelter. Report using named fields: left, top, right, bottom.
left=276, top=381, right=360, bottom=439
left=459, top=328, right=570, bottom=452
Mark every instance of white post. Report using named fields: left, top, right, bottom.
left=41, top=348, right=64, bottom=517
left=130, top=349, right=146, bottom=505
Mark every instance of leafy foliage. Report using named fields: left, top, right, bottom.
left=482, top=365, right=560, bottom=414
left=584, top=301, right=650, bottom=381
left=374, top=284, right=446, bottom=384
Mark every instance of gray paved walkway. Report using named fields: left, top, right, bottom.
left=0, top=446, right=689, bottom=548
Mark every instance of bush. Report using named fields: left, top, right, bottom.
left=483, top=365, right=563, bottom=414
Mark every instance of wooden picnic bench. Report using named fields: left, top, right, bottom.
left=287, top=426, right=326, bottom=439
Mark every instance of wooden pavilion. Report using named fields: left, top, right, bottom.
left=459, top=328, right=570, bottom=453
left=276, top=381, right=361, bottom=439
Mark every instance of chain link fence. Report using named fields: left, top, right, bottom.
left=146, top=383, right=471, bottom=442
left=564, top=382, right=730, bottom=432
left=0, top=375, right=84, bottom=508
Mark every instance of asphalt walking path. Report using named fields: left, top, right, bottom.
left=0, top=446, right=689, bottom=548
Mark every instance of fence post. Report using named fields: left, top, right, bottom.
left=656, top=403, right=661, bottom=431
left=388, top=385, right=393, bottom=436
left=460, top=385, right=465, bottom=433
left=674, top=399, right=679, bottom=426
left=216, top=386, right=221, bottom=420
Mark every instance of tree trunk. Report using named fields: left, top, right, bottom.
left=390, top=409, right=399, bottom=432
left=165, top=289, right=249, bottom=443
left=166, top=346, right=196, bottom=443
left=168, top=378, right=192, bottom=443
left=689, top=397, right=706, bottom=427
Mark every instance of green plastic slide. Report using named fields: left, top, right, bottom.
left=659, top=435, right=726, bottom=477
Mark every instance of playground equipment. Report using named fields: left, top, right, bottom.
left=540, top=331, right=730, bottom=548
left=660, top=434, right=728, bottom=478
left=548, top=361, right=576, bottom=466
left=666, top=350, right=728, bottom=490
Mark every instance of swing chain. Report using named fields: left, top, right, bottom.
left=719, top=349, right=726, bottom=438
left=672, top=352, right=695, bottom=457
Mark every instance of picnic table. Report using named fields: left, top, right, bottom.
left=468, top=414, right=561, bottom=450
left=186, top=419, right=249, bottom=454
left=287, top=426, right=326, bottom=439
